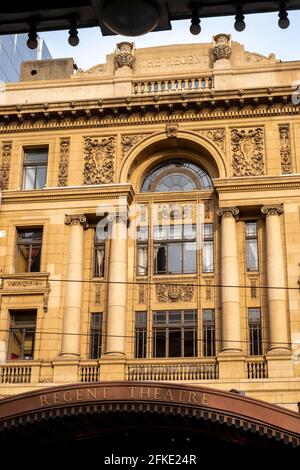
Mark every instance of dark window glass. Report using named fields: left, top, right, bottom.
left=16, top=228, right=42, bottom=273
left=22, top=148, right=48, bottom=190
left=248, top=308, right=262, bottom=355
left=152, top=310, right=197, bottom=358
left=154, top=225, right=196, bottom=275
left=136, top=227, right=148, bottom=276
left=202, top=224, right=214, bottom=273
left=245, top=222, right=259, bottom=271
left=202, top=309, right=215, bottom=357
left=8, top=310, right=37, bottom=360
left=135, top=311, right=147, bottom=358
left=89, top=313, right=103, bottom=359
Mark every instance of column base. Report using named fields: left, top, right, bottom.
left=266, top=350, right=294, bottom=378
left=218, top=352, right=246, bottom=380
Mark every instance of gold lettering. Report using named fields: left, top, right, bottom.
left=177, top=389, right=183, bottom=402
left=40, top=395, right=51, bottom=406
left=130, top=387, right=138, bottom=399
left=63, top=391, right=72, bottom=402
left=188, top=392, right=198, bottom=404
left=87, top=388, right=97, bottom=400
left=140, top=387, right=151, bottom=399
left=202, top=393, right=209, bottom=405
left=102, top=387, right=107, bottom=399
left=164, top=389, right=174, bottom=401
left=154, top=388, right=161, bottom=399
left=54, top=392, right=61, bottom=404
left=76, top=389, right=83, bottom=401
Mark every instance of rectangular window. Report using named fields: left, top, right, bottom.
left=137, top=227, right=148, bottom=276
left=135, top=311, right=147, bottom=358
left=245, top=222, right=259, bottom=271
left=22, top=148, right=48, bottom=190
left=16, top=228, right=42, bottom=273
left=154, top=224, right=196, bottom=275
left=202, top=224, right=214, bottom=273
left=89, top=313, right=103, bottom=359
left=202, top=309, right=215, bottom=357
left=93, top=229, right=106, bottom=277
left=8, top=310, right=37, bottom=360
left=152, top=310, right=197, bottom=358
left=248, top=308, right=262, bottom=355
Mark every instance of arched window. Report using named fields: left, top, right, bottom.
left=141, top=159, right=212, bottom=192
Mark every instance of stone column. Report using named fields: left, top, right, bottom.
left=217, top=207, right=241, bottom=352
left=261, top=205, right=289, bottom=351
left=60, top=214, right=88, bottom=357
left=105, top=213, right=128, bottom=356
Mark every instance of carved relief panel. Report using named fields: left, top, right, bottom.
left=83, top=136, right=116, bottom=184
left=231, top=127, right=265, bottom=176
left=0, top=141, right=12, bottom=190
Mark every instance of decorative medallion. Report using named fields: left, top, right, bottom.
left=231, top=128, right=265, bottom=176
left=213, top=34, right=231, bottom=61
left=83, top=136, right=116, bottom=184
left=115, top=42, right=135, bottom=69
left=156, top=284, right=194, bottom=303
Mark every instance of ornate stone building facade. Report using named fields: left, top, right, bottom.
left=0, top=36, right=300, bottom=449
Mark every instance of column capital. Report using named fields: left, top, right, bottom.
left=64, top=214, right=89, bottom=229
left=217, top=207, right=239, bottom=219
left=261, top=205, right=284, bottom=216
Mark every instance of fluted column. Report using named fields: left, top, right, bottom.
left=105, top=213, right=128, bottom=356
left=60, top=214, right=88, bottom=357
left=261, top=205, right=289, bottom=351
left=217, top=207, right=241, bottom=352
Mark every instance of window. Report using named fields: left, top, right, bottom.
left=248, top=308, right=262, bottom=355
left=8, top=310, right=37, bottom=360
left=154, top=224, right=196, bottom=274
left=22, top=148, right=48, bottom=190
left=152, top=310, right=197, bottom=358
left=245, top=222, right=259, bottom=271
left=202, top=309, right=215, bottom=357
left=141, top=159, right=212, bottom=192
left=16, top=228, right=42, bottom=272
left=89, top=313, right=103, bottom=359
left=135, top=311, right=147, bottom=358
left=137, top=227, right=148, bottom=276
left=93, top=228, right=106, bottom=277
left=202, top=224, right=214, bottom=273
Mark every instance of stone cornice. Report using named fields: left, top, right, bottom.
left=0, top=88, right=298, bottom=134
left=213, top=175, right=300, bottom=193
left=1, top=184, right=135, bottom=205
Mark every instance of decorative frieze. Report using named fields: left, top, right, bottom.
left=83, top=136, right=116, bottom=185
left=279, top=124, right=292, bottom=174
left=58, top=137, right=70, bottom=186
left=199, top=128, right=226, bottom=152
left=121, top=134, right=148, bottom=159
left=0, top=141, right=12, bottom=190
left=157, top=204, right=193, bottom=220
left=231, top=128, right=265, bottom=176
left=156, top=284, right=194, bottom=302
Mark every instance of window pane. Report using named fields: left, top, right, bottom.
left=23, top=167, right=36, bottom=190
left=169, top=225, right=182, bottom=240
left=154, top=245, right=167, bottom=273
left=203, top=224, right=213, bottom=239
left=183, top=242, right=196, bottom=273
left=24, top=149, right=48, bottom=164
left=169, top=329, right=181, bottom=357
left=203, top=309, right=214, bottom=323
left=94, top=245, right=105, bottom=277
left=137, top=245, right=148, bottom=275
left=16, top=244, right=30, bottom=272
left=9, top=311, right=37, bottom=360
left=249, top=308, right=261, bottom=324
left=30, top=246, right=41, bottom=272
left=153, top=312, right=166, bottom=325
left=168, top=311, right=181, bottom=323
left=183, top=224, right=196, bottom=240
left=246, top=239, right=258, bottom=271
left=246, top=222, right=257, bottom=237
left=202, top=240, right=214, bottom=272
left=137, top=226, right=148, bottom=241
left=153, top=226, right=168, bottom=241
left=184, top=329, right=196, bottom=357
left=36, top=166, right=47, bottom=188
left=184, top=311, right=196, bottom=323
left=153, top=330, right=166, bottom=357
left=168, top=243, right=181, bottom=273
left=136, top=311, right=147, bottom=326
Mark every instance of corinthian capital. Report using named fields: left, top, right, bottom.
left=261, top=205, right=284, bottom=216
left=65, top=214, right=89, bottom=229
left=217, top=207, right=239, bottom=219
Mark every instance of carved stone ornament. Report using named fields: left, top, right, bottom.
left=279, top=124, right=292, bottom=174
left=166, top=123, right=178, bottom=138
left=0, top=141, right=12, bottom=190
left=156, top=284, right=194, bottom=303
left=213, top=34, right=231, bottom=61
left=115, top=42, right=135, bottom=69
left=58, top=137, right=70, bottom=186
left=261, top=205, right=284, bottom=217
left=76, top=64, right=106, bottom=76
left=198, top=128, right=226, bottom=152
left=244, top=51, right=276, bottom=64
left=65, top=214, right=89, bottom=229
left=83, top=136, right=116, bottom=185
left=43, top=281, right=51, bottom=313
left=95, top=284, right=102, bottom=305
left=231, top=128, right=265, bottom=176
left=7, top=280, right=44, bottom=288
left=217, top=207, right=239, bottom=219
left=121, top=134, right=147, bottom=159
left=157, top=204, right=193, bottom=220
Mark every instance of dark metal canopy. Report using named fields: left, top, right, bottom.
left=0, top=1, right=299, bottom=36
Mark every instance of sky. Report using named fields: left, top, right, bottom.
left=40, top=11, right=300, bottom=70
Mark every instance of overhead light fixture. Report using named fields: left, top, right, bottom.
left=234, top=4, right=246, bottom=32
left=99, top=0, right=160, bottom=36
left=278, top=1, right=290, bottom=29
left=190, top=7, right=201, bottom=35
left=27, top=22, right=38, bottom=49
left=68, top=19, right=80, bottom=46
